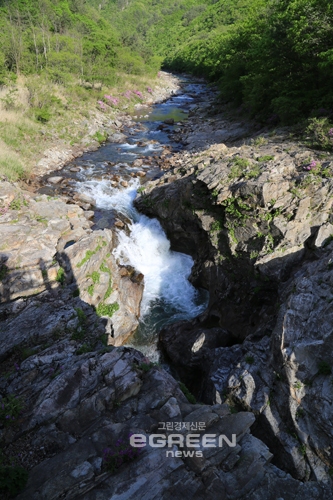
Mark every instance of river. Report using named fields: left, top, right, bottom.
left=39, top=77, right=209, bottom=361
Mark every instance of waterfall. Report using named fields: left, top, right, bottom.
left=78, top=179, right=208, bottom=360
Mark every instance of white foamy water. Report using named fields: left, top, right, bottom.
left=115, top=213, right=199, bottom=316
left=142, top=143, right=163, bottom=153
left=78, top=179, right=206, bottom=318
left=172, top=95, right=194, bottom=101
left=78, top=178, right=138, bottom=219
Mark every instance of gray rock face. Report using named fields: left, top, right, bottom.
left=47, top=176, right=64, bottom=184
left=0, top=341, right=327, bottom=500
left=136, top=133, right=333, bottom=486
left=0, top=184, right=143, bottom=345
left=1, top=186, right=331, bottom=500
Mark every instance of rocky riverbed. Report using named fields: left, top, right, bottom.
left=1, top=73, right=333, bottom=498
left=32, top=72, right=181, bottom=179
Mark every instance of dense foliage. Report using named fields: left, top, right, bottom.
left=216, top=0, right=333, bottom=123
left=1, top=0, right=333, bottom=125
left=0, top=0, right=160, bottom=86
left=102, top=0, right=333, bottom=124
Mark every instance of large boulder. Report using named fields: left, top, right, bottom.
left=0, top=184, right=143, bottom=345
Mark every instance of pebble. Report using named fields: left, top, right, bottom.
left=48, top=176, right=63, bottom=184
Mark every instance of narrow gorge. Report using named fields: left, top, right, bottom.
left=1, top=72, right=333, bottom=500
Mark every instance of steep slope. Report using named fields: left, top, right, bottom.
left=135, top=100, right=333, bottom=483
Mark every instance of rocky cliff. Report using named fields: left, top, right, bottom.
left=135, top=121, right=333, bottom=486
left=1, top=180, right=330, bottom=498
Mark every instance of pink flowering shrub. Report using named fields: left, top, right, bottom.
left=303, top=160, right=319, bottom=171
left=303, top=160, right=321, bottom=170
left=122, top=90, right=132, bottom=99
left=0, top=204, right=9, bottom=215
left=147, top=87, right=153, bottom=94
left=104, top=95, right=119, bottom=106
left=97, top=100, right=106, bottom=111
left=133, top=90, right=143, bottom=99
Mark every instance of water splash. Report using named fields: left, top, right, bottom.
left=78, top=179, right=208, bottom=360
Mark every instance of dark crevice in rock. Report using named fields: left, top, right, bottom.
left=159, top=318, right=243, bottom=403
left=136, top=132, right=333, bottom=486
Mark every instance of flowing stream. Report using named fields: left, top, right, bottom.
left=40, top=78, right=209, bottom=361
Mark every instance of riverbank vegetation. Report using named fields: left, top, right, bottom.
left=1, top=0, right=333, bottom=181
left=0, top=0, right=162, bottom=180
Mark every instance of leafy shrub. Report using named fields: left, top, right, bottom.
left=56, top=267, right=65, bottom=285
left=34, top=107, right=51, bottom=123
left=76, top=343, right=92, bottom=355
left=0, top=394, right=23, bottom=425
left=305, top=118, right=333, bottom=150
left=104, top=281, right=113, bottom=300
left=94, top=131, right=107, bottom=144
left=179, top=382, right=196, bottom=404
left=90, top=271, right=100, bottom=284
left=252, top=136, right=267, bottom=147
left=0, top=465, right=28, bottom=496
left=100, top=262, right=110, bottom=273
left=228, top=157, right=252, bottom=180
left=0, top=87, right=18, bottom=111
left=138, top=362, right=155, bottom=372
left=317, top=361, right=331, bottom=375
left=222, top=197, right=250, bottom=220
left=210, top=220, right=222, bottom=232
left=9, top=198, right=21, bottom=210
left=103, top=438, right=141, bottom=474
left=299, top=443, right=307, bottom=456
left=77, top=250, right=95, bottom=268
left=75, top=307, right=86, bottom=325
left=96, top=302, right=119, bottom=317
left=117, top=50, right=146, bottom=75
left=257, top=155, right=274, bottom=162
left=246, top=164, right=261, bottom=179
left=233, top=157, right=250, bottom=168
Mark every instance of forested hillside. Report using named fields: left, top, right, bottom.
left=1, top=0, right=333, bottom=125
left=105, top=0, right=333, bottom=127
left=0, top=0, right=160, bottom=84
left=0, top=0, right=163, bottom=181
left=0, top=0, right=332, bottom=182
